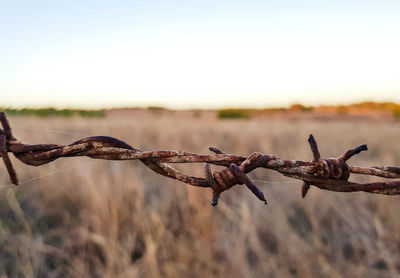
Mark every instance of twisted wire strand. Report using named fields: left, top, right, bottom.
left=1, top=112, right=400, bottom=206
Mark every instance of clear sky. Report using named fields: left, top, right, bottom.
left=1, top=0, right=400, bottom=109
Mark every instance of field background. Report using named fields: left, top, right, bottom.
left=1, top=109, right=400, bottom=278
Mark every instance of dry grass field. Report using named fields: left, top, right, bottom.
left=1, top=109, right=400, bottom=277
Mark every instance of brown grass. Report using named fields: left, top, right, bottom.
left=1, top=110, right=400, bottom=278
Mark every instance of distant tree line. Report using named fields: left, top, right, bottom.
left=0, top=108, right=105, bottom=117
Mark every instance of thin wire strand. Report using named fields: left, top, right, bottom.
left=252, top=179, right=300, bottom=184
left=18, top=161, right=97, bottom=185
left=13, top=124, right=89, bottom=137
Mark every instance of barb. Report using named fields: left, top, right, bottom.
left=1, top=112, right=400, bottom=206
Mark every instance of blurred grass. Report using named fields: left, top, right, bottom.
left=1, top=111, right=400, bottom=277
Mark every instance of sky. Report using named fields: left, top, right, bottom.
left=1, top=0, right=400, bottom=109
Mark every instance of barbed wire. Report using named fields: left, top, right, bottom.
left=1, top=111, right=400, bottom=206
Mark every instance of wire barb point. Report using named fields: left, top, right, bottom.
left=301, top=182, right=310, bottom=198
left=307, top=134, right=321, bottom=162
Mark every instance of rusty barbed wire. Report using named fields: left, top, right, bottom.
left=1, top=111, right=400, bottom=206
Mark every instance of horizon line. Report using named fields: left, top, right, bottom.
left=1, top=100, right=400, bottom=111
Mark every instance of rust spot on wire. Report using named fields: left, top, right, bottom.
left=1, top=112, right=400, bottom=206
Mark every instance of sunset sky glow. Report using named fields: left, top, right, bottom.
left=1, top=0, right=400, bottom=109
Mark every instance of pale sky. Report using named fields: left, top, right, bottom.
left=1, top=0, right=400, bottom=109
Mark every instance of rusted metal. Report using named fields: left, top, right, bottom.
left=302, top=135, right=319, bottom=198
left=0, top=132, right=18, bottom=185
left=307, top=134, right=321, bottom=162
left=1, top=112, right=400, bottom=206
